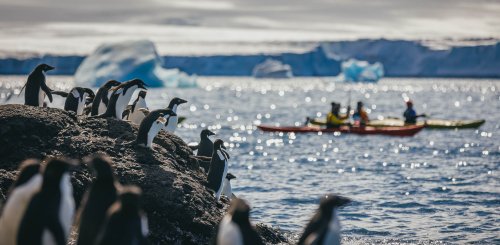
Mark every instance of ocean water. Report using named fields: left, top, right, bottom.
left=1, top=76, right=499, bottom=244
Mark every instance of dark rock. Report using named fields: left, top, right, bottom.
left=0, top=104, right=289, bottom=244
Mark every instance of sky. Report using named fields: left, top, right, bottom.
left=0, top=0, right=499, bottom=55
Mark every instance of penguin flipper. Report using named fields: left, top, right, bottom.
left=52, top=91, right=69, bottom=97
left=47, top=217, right=67, bottom=245
left=122, top=105, right=132, bottom=119
left=41, top=82, right=53, bottom=102
left=18, top=82, right=28, bottom=97
left=138, top=108, right=150, bottom=116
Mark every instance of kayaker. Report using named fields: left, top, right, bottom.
left=326, top=102, right=350, bottom=128
left=403, top=100, right=426, bottom=124
left=352, top=101, right=369, bottom=126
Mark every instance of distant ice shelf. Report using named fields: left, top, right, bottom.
left=74, top=40, right=196, bottom=88
left=339, top=59, right=384, bottom=82
left=252, top=59, right=293, bottom=78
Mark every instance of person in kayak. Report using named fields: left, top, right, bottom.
left=326, top=102, right=350, bottom=128
left=403, top=100, right=426, bottom=124
left=352, top=101, right=369, bottom=126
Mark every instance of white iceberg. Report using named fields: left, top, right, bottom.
left=74, top=40, right=196, bottom=88
left=340, top=59, right=384, bottom=82
left=252, top=58, right=293, bottom=78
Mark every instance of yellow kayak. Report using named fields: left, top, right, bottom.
left=309, top=118, right=485, bottom=129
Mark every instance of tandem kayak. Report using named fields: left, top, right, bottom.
left=257, top=124, right=424, bottom=137
left=309, top=118, right=485, bottom=129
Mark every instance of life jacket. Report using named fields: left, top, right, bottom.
left=326, top=112, right=345, bottom=126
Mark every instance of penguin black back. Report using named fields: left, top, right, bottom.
left=197, top=129, right=215, bottom=159
left=77, top=154, right=118, bottom=245
left=23, top=64, right=55, bottom=106
left=96, top=186, right=148, bottom=245
left=17, top=157, right=76, bottom=245
left=298, top=194, right=351, bottom=245
left=63, top=87, right=95, bottom=114
left=91, top=80, right=121, bottom=116
left=9, top=159, right=40, bottom=193
left=207, top=139, right=228, bottom=193
left=136, top=109, right=176, bottom=146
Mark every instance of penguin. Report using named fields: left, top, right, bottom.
left=52, top=87, right=95, bottom=115
left=91, top=80, right=121, bottom=116
left=17, top=157, right=76, bottom=245
left=136, top=109, right=177, bottom=149
left=20, top=64, right=55, bottom=107
left=96, top=185, right=148, bottom=245
left=96, top=79, right=147, bottom=120
left=207, top=139, right=230, bottom=201
left=0, top=159, right=42, bottom=245
left=194, top=129, right=216, bottom=172
left=221, top=173, right=236, bottom=201
left=76, top=154, right=119, bottom=245
left=298, top=194, right=351, bottom=245
left=123, top=90, right=148, bottom=124
left=215, top=198, right=264, bottom=245
left=164, top=97, right=187, bottom=132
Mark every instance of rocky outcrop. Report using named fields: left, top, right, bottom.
left=0, top=104, right=288, bottom=244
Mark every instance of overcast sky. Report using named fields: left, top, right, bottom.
left=0, top=0, right=499, bottom=55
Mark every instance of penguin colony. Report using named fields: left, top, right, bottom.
left=0, top=64, right=353, bottom=244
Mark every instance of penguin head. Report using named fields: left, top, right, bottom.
left=119, top=185, right=142, bottom=212
left=84, top=153, right=115, bottom=182
left=83, top=88, right=95, bottom=100
left=200, top=129, right=215, bottom=138
left=103, top=80, right=121, bottom=88
left=36, top=63, right=55, bottom=72
left=225, top=173, right=236, bottom=181
left=11, top=159, right=41, bottom=189
left=129, top=78, right=148, bottom=90
left=41, top=157, right=77, bottom=188
left=213, top=139, right=226, bottom=150
left=168, top=97, right=188, bottom=108
left=319, top=194, right=351, bottom=216
left=228, top=198, right=251, bottom=225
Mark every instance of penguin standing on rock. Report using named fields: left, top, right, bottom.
left=20, top=64, right=55, bottom=107
left=221, top=173, right=236, bottom=201
left=95, top=79, right=147, bottom=120
left=123, top=90, right=148, bottom=124
left=207, top=139, right=230, bottom=201
left=216, top=198, right=264, bottom=245
left=0, top=159, right=42, bottom=245
left=164, top=97, right=187, bottom=133
left=17, top=157, right=76, bottom=245
left=76, top=154, right=119, bottom=245
left=52, top=87, right=95, bottom=115
left=96, top=185, right=149, bottom=245
left=298, top=194, right=351, bottom=245
left=91, top=80, right=121, bottom=116
left=136, top=109, right=176, bottom=149
left=194, top=129, right=216, bottom=172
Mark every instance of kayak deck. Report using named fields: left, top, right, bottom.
left=257, top=124, right=424, bottom=137
left=310, top=118, right=485, bottom=129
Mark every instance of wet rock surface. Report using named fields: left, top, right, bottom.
left=0, top=104, right=289, bottom=244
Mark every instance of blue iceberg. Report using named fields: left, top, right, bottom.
left=340, top=59, right=384, bottom=82
left=252, top=58, right=293, bottom=78
left=74, top=40, right=196, bottom=88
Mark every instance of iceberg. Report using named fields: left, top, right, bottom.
left=252, top=58, right=293, bottom=78
left=74, top=40, right=196, bottom=88
left=339, top=58, right=384, bottom=82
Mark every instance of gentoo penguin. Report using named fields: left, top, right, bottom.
left=76, top=154, right=119, bottom=245
left=96, top=185, right=148, bottom=245
left=91, top=80, right=121, bottom=116
left=53, top=87, right=95, bottom=115
left=0, top=159, right=42, bottom=245
left=136, top=109, right=176, bottom=149
left=298, top=194, right=351, bottom=245
left=164, top=97, right=188, bottom=132
left=207, top=139, right=230, bottom=201
left=17, top=157, right=76, bottom=245
left=221, top=173, right=236, bottom=201
left=216, top=198, right=264, bottom=245
left=123, top=90, right=148, bottom=124
left=20, top=64, right=55, bottom=107
left=96, top=79, right=147, bottom=119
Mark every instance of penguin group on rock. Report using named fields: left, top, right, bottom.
left=4, top=63, right=356, bottom=244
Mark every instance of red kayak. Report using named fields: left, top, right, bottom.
left=257, top=124, right=424, bottom=137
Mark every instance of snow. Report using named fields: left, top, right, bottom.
left=252, top=58, right=293, bottom=78
left=339, top=59, right=384, bottom=82
left=74, top=40, right=196, bottom=88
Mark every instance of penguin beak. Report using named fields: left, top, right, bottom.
left=221, top=144, right=227, bottom=150
left=138, top=83, right=147, bottom=90
left=179, top=99, right=188, bottom=104
left=208, top=130, right=215, bottom=136
left=46, top=65, right=55, bottom=71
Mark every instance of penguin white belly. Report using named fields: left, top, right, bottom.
left=115, top=86, right=137, bottom=119
left=98, top=100, right=107, bottom=114
left=164, top=116, right=178, bottom=132
left=217, top=216, right=243, bottom=245
left=42, top=229, right=57, bottom=245
left=76, top=96, right=86, bottom=115
left=221, top=178, right=233, bottom=200
left=59, top=174, right=75, bottom=240
left=146, top=125, right=163, bottom=148
left=323, top=210, right=341, bottom=245
left=215, top=150, right=228, bottom=201
left=130, top=99, right=148, bottom=124
left=38, top=88, right=45, bottom=107
left=0, top=175, right=42, bottom=245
